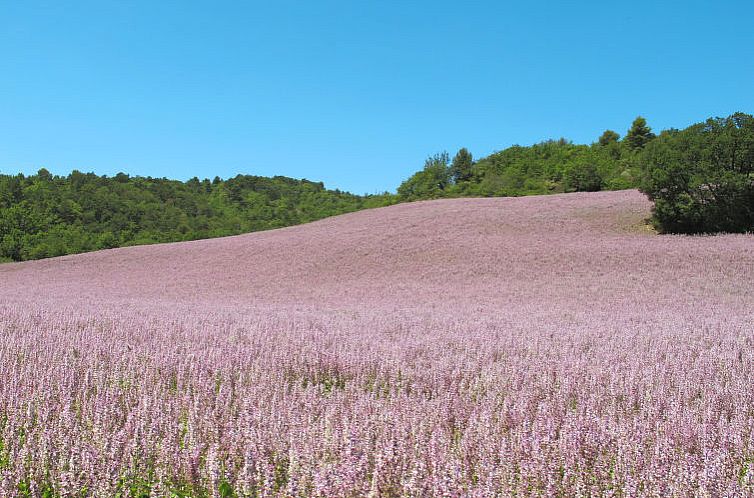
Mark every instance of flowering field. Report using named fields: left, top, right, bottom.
left=1, top=190, right=753, bottom=497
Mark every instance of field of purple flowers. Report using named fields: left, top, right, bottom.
left=1, top=190, right=753, bottom=496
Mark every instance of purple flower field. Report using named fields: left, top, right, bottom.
left=1, top=190, right=753, bottom=496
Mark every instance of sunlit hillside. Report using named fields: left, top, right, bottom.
left=1, top=190, right=752, bottom=496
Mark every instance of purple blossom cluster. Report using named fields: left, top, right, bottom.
left=0, top=190, right=752, bottom=496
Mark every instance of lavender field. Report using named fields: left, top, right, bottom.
left=1, top=190, right=753, bottom=497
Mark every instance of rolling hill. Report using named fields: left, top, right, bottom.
left=2, top=189, right=750, bottom=313
left=1, top=189, right=753, bottom=496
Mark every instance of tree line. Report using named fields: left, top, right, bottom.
left=1, top=112, right=751, bottom=262
left=0, top=173, right=394, bottom=262
left=397, top=116, right=654, bottom=200
left=398, top=112, right=753, bottom=234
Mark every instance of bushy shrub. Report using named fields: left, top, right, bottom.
left=564, top=162, right=603, bottom=192
left=638, top=112, right=754, bottom=234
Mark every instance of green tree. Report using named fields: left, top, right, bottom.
left=598, top=130, right=620, bottom=146
left=450, top=148, right=474, bottom=183
left=564, top=162, right=603, bottom=192
left=397, top=152, right=452, bottom=201
left=625, top=116, right=655, bottom=151
left=36, top=168, right=53, bottom=182
left=424, top=152, right=451, bottom=189
left=639, top=112, right=754, bottom=233
left=0, top=171, right=395, bottom=262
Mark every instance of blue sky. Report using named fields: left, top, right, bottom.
left=1, top=1, right=753, bottom=194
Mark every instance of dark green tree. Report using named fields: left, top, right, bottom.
left=639, top=112, right=754, bottom=233
left=564, top=162, right=603, bottom=192
left=450, top=148, right=474, bottom=183
left=0, top=171, right=396, bottom=262
left=625, top=116, right=656, bottom=151
left=397, top=152, right=452, bottom=200
left=36, top=168, right=53, bottom=182
left=424, top=152, right=451, bottom=189
left=598, top=130, right=620, bottom=146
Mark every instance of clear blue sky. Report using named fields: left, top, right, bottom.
left=1, top=1, right=753, bottom=194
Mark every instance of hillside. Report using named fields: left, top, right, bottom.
left=1, top=190, right=753, bottom=496
left=397, top=112, right=754, bottom=236
left=1, top=189, right=750, bottom=313
left=4, top=113, right=751, bottom=266
left=0, top=170, right=394, bottom=262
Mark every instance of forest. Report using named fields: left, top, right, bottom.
left=0, top=173, right=394, bottom=262
left=1, top=112, right=752, bottom=262
left=398, top=112, right=753, bottom=234
left=397, top=116, right=653, bottom=200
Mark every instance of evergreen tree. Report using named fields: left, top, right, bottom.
left=625, top=116, right=655, bottom=150
left=598, top=130, right=620, bottom=146
left=450, top=148, right=474, bottom=183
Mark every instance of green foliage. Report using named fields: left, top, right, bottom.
left=219, top=481, right=236, bottom=498
left=395, top=117, right=700, bottom=203
left=598, top=130, right=620, bottom=146
left=597, top=130, right=623, bottom=161
left=450, top=147, right=474, bottom=183
left=625, top=116, right=656, bottom=151
left=564, top=162, right=603, bottom=192
left=0, top=171, right=396, bottom=262
left=638, top=112, right=754, bottom=233
left=3, top=114, right=750, bottom=260
left=397, top=152, right=452, bottom=201
left=398, top=134, right=636, bottom=200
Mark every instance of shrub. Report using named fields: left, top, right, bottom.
left=639, top=112, right=754, bottom=233
left=564, top=162, right=603, bottom=192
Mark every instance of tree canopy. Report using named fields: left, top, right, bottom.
left=395, top=113, right=752, bottom=234
left=0, top=172, right=394, bottom=262
left=2, top=113, right=751, bottom=263
left=638, top=112, right=754, bottom=233
left=397, top=131, right=640, bottom=201
left=625, top=116, right=656, bottom=151
left=450, top=148, right=474, bottom=183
